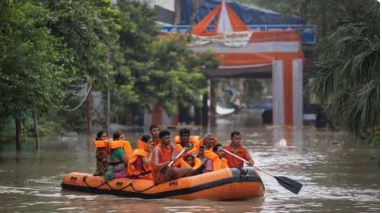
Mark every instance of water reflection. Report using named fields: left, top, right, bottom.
left=0, top=120, right=379, bottom=212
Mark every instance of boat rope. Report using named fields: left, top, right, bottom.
left=103, top=180, right=157, bottom=193
left=103, top=181, right=132, bottom=191
left=82, top=173, right=157, bottom=192
left=127, top=183, right=156, bottom=193
left=82, top=176, right=108, bottom=188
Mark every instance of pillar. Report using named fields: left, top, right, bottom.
left=272, top=60, right=284, bottom=125
left=293, top=59, right=303, bottom=126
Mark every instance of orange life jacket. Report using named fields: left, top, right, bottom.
left=93, top=140, right=110, bottom=162
left=109, top=139, right=133, bottom=158
left=93, top=140, right=109, bottom=148
left=204, top=148, right=227, bottom=171
left=175, top=135, right=201, bottom=156
left=221, top=157, right=229, bottom=169
left=180, top=156, right=203, bottom=171
left=127, top=140, right=152, bottom=179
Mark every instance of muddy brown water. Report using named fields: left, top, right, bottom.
left=0, top=116, right=379, bottom=212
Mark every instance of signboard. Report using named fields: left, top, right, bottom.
left=160, top=24, right=316, bottom=44
left=190, top=31, right=252, bottom=47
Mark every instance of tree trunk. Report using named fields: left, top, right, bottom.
left=15, top=116, right=22, bottom=151
left=32, top=111, right=40, bottom=150
left=87, top=82, right=93, bottom=137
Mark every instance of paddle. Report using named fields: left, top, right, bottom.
left=223, top=149, right=302, bottom=194
left=160, top=147, right=188, bottom=175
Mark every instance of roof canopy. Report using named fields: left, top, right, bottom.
left=192, top=2, right=249, bottom=36
left=180, top=0, right=302, bottom=25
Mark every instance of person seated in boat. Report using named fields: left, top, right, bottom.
left=182, top=154, right=204, bottom=175
left=204, top=143, right=229, bottom=173
left=175, top=128, right=200, bottom=156
left=200, top=133, right=217, bottom=172
left=197, top=145, right=206, bottom=165
left=104, top=131, right=131, bottom=181
left=93, top=130, right=109, bottom=176
left=151, top=130, right=193, bottom=184
left=112, top=130, right=133, bottom=157
left=127, top=134, right=153, bottom=179
left=174, top=128, right=204, bottom=172
left=198, top=133, right=218, bottom=154
left=224, top=131, right=254, bottom=168
left=149, top=124, right=161, bottom=147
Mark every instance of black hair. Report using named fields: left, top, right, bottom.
left=213, top=143, right=223, bottom=152
left=231, top=131, right=241, bottom=138
left=159, top=130, right=171, bottom=139
left=184, top=154, right=194, bottom=160
left=96, top=130, right=107, bottom=140
left=141, top=134, right=151, bottom=143
left=179, top=128, right=190, bottom=136
left=149, top=124, right=160, bottom=131
left=113, top=131, right=123, bottom=140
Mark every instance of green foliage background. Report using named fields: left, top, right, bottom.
left=0, top=0, right=218, bottom=140
left=0, top=0, right=378, bottom=146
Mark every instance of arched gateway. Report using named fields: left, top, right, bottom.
left=188, top=1, right=305, bottom=126
left=148, top=1, right=306, bottom=126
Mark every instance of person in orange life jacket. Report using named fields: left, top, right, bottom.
left=184, top=154, right=195, bottom=167
left=204, top=143, right=228, bottom=172
left=224, top=131, right=254, bottom=168
left=200, top=133, right=218, bottom=150
left=178, top=133, right=215, bottom=174
left=149, top=124, right=161, bottom=147
left=127, top=134, right=153, bottom=179
left=175, top=128, right=200, bottom=156
left=104, top=131, right=130, bottom=181
left=200, top=133, right=217, bottom=172
left=151, top=130, right=192, bottom=184
left=113, top=130, right=133, bottom=157
left=197, top=145, right=206, bottom=163
left=182, top=153, right=204, bottom=175
left=214, top=144, right=229, bottom=168
left=93, top=130, right=109, bottom=176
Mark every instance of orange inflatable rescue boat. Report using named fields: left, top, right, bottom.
left=61, top=168, right=264, bottom=200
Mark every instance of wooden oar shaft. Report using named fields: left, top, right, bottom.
left=168, top=147, right=187, bottom=167
left=223, top=148, right=303, bottom=194
left=223, top=149, right=274, bottom=177
left=160, top=147, right=188, bottom=175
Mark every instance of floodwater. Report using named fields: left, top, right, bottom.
left=0, top=114, right=379, bottom=212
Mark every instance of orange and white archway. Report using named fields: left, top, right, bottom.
left=189, top=1, right=305, bottom=126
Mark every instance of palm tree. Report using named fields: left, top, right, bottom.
left=306, top=0, right=379, bottom=136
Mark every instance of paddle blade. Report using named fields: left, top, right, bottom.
left=275, top=176, right=302, bottom=194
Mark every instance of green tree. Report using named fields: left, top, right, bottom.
left=43, top=0, right=123, bottom=134
left=306, top=0, right=379, bottom=136
left=113, top=1, right=219, bottom=122
left=150, top=35, right=218, bottom=114
left=246, top=0, right=364, bottom=40
left=111, top=0, right=157, bottom=124
left=0, top=1, right=72, bottom=149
